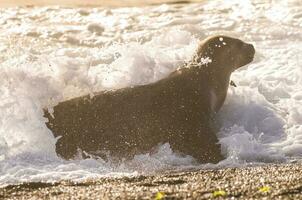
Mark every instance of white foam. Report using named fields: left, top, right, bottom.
left=0, top=0, right=302, bottom=185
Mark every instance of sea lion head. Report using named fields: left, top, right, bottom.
left=195, top=35, right=255, bottom=74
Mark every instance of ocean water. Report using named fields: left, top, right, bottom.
left=0, top=0, right=302, bottom=185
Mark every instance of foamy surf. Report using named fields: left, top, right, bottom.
left=0, top=0, right=302, bottom=186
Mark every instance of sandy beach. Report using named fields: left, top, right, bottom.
left=1, top=163, right=302, bottom=199
left=0, top=0, right=302, bottom=199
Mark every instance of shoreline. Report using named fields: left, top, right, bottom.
left=1, top=163, right=302, bottom=199
left=0, top=1, right=301, bottom=199
left=0, top=0, right=202, bottom=8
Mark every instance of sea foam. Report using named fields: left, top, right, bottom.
left=0, top=0, right=301, bottom=185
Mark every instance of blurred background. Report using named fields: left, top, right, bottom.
left=0, top=0, right=202, bottom=7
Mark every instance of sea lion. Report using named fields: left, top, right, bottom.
left=44, top=35, right=255, bottom=163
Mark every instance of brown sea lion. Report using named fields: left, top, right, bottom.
left=44, top=35, right=255, bottom=163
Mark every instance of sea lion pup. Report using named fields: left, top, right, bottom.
left=44, top=35, right=255, bottom=163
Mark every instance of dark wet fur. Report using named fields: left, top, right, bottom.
left=44, top=35, right=255, bottom=163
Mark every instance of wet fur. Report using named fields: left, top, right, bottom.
left=44, top=35, right=255, bottom=163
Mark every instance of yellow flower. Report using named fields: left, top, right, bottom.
left=259, top=186, right=271, bottom=193
left=155, top=192, right=165, bottom=200
left=213, top=190, right=226, bottom=197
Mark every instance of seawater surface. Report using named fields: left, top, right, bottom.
left=0, top=0, right=302, bottom=185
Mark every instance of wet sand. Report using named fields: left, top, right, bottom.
left=1, top=163, right=302, bottom=199
left=0, top=0, right=202, bottom=7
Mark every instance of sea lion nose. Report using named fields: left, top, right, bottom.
left=243, top=43, right=255, bottom=58
left=249, top=43, right=255, bottom=55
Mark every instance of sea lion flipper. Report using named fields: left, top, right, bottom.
left=230, top=80, right=237, bottom=87
left=169, top=128, right=223, bottom=164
